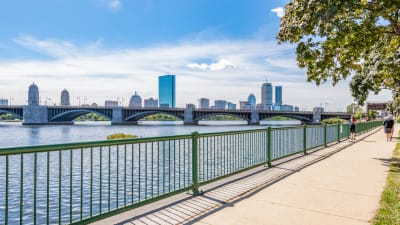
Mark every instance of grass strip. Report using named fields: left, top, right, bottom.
left=372, top=131, right=400, bottom=225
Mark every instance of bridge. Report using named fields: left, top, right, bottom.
left=0, top=105, right=351, bottom=125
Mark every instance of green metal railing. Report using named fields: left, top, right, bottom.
left=0, top=121, right=382, bottom=224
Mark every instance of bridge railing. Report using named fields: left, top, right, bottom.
left=0, top=121, right=382, bottom=224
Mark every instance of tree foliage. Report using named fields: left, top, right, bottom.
left=277, top=0, right=400, bottom=105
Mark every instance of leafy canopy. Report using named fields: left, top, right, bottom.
left=277, top=0, right=400, bottom=106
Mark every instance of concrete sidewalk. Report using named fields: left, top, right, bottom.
left=192, top=125, right=398, bottom=225
left=94, top=125, right=398, bottom=225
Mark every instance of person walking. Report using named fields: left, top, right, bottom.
left=383, top=115, right=394, bottom=141
left=349, top=115, right=356, bottom=140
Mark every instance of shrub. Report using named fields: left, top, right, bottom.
left=107, top=133, right=138, bottom=140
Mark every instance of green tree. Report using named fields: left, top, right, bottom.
left=368, top=110, right=378, bottom=119
left=277, top=0, right=400, bottom=105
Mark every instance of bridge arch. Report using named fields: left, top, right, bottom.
left=260, top=114, right=313, bottom=124
left=125, top=111, right=184, bottom=122
left=194, top=112, right=250, bottom=123
left=49, top=110, right=112, bottom=122
left=0, top=109, right=23, bottom=120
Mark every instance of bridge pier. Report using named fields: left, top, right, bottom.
left=22, top=106, right=49, bottom=125
left=184, top=107, right=195, bottom=125
left=111, top=107, right=124, bottom=125
left=312, top=111, right=322, bottom=124
left=249, top=110, right=260, bottom=125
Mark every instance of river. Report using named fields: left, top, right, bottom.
left=0, top=120, right=301, bottom=148
left=0, top=120, right=303, bottom=224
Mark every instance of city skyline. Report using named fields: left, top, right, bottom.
left=0, top=0, right=392, bottom=111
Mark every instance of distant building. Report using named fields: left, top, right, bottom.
left=186, top=103, right=196, bottom=109
left=256, top=103, right=264, bottom=110
left=91, top=103, right=98, bottom=107
left=240, top=101, right=252, bottom=110
left=28, top=83, right=39, bottom=106
left=159, top=103, right=170, bottom=108
left=313, top=106, right=324, bottom=113
left=144, top=98, right=158, bottom=108
left=0, top=99, right=8, bottom=106
left=198, top=98, right=210, bottom=109
left=247, top=94, right=256, bottom=109
left=272, top=105, right=281, bottom=111
left=227, top=102, right=236, bottom=110
left=129, top=91, right=142, bottom=107
left=158, top=74, right=176, bottom=108
left=275, top=86, right=282, bottom=106
left=294, top=106, right=300, bottom=112
left=60, top=89, right=70, bottom=106
left=214, top=100, right=227, bottom=109
left=105, top=100, right=118, bottom=107
left=261, top=82, right=273, bottom=110
left=281, top=104, right=294, bottom=111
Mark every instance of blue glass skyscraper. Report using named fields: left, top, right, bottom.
left=158, top=75, right=176, bottom=108
left=275, top=86, right=282, bottom=106
left=261, top=82, right=273, bottom=110
left=247, top=93, right=256, bottom=109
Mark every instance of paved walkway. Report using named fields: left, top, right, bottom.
left=93, top=125, right=398, bottom=225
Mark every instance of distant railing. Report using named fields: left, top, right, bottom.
left=0, top=121, right=382, bottom=224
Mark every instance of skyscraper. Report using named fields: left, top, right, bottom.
left=158, top=75, right=176, bottom=108
left=129, top=91, right=142, bottom=107
left=60, top=89, right=70, bottom=106
left=275, top=86, right=282, bottom=106
left=247, top=93, right=256, bottom=109
left=261, top=82, right=273, bottom=110
left=28, top=83, right=39, bottom=106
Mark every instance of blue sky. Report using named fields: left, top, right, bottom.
left=0, top=0, right=391, bottom=110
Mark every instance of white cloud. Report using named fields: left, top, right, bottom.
left=14, top=36, right=80, bottom=57
left=0, top=36, right=392, bottom=110
left=109, top=0, right=121, bottom=10
left=271, top=7, right=284, bottom=18
left=187, top=58, right=236, bottom=71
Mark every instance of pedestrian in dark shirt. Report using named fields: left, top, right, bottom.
left=349, top=115, right=356, bottom=140
left=383, top=116, right=394, bottom=141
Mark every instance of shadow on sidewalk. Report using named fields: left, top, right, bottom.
left=390, top=157, right=400, bottom=173
left=373, top=157, right=393, bottom=167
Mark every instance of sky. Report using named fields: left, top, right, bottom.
left=0, top=0, right=392, bottom=111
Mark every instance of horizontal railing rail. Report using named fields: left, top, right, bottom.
left=0, top=121, right=382, bottom=224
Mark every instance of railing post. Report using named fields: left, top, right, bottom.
left=337, top=123, right=340, bottom=142
left=324, top=123, right=327, bottom=147
left=191, top=132, right=200, bottom=195
left=303, top=125, right=307, bottom=155
left=267, top=127, right=272, bottom=167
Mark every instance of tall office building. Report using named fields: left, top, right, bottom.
left=261, top=82, right=273, bottom=110
left=144, top=97, right=158, bottom=108
left=247, top=93, right=256, bottom=109
left=129, top=91, right=142, bottom=107
left=60, top=89, right=70, bottom=106
left=275, top=86, right=282, bottom=106
left=158, top=75, right=176, bottom=108
left=198, top=98, right=210, bottom=109
left=28, top=83, right=39, bottom=106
